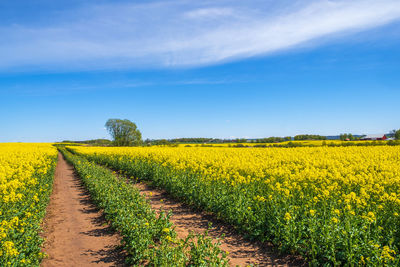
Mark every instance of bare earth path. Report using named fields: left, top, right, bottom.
left=133, top=181, right=304, bottom=267
left=41, top=153, right=126, bottom=267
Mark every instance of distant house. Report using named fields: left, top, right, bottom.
left=360, top=134, right=387, bottom=141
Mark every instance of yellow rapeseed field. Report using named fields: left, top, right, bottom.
left=0, top=143, right=57, bottom=266
left=70, top=145, right=400, bottom=265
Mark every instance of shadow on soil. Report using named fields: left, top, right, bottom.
left=69, top=168, right=129, bottom=267
left=135, top=181, right=306, bottom=267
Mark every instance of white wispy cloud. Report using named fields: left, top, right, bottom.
left=183, top=7, right=235, bottom=19
left=0, top=0, right=400, bottom=71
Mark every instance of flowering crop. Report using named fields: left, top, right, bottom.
left=60, top=148, right=228, bottom=265
left=69, top=145, right=400, bottom=265
left=0, top=143, right=57, bottom=266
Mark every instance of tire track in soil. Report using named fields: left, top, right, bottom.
left=132, top=180, right=305, bottom=267
left=41, top=153, right=127, bottom=267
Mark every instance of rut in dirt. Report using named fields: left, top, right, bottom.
left=41, top=153, right=127, bottom=267
left=132, top=181, right=304, bottom=267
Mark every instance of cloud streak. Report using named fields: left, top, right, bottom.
left=1, top=0, right=400, bottom=71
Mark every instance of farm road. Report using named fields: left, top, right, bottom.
left=41, top=153, right=126, bottom=267
left=133, top=181, right=304, bottom=267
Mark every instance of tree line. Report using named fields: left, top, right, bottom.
left=294, top=135, right=327, bottom=141
left=64, top=119, right=400, bottom=147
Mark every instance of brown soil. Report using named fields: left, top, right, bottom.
left=41, top=153, right=127, bottom=267
left=133, top=181, right=305, bottom=267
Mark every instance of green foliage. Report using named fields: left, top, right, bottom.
left=395, top=130, right=400, bottom=140
left=60, top=148, right=228, bottom=266
left=146, top=139, right=172, bottom=146
left=60, top=139, right=112, bottom=145
left=105, top=119, right=142, bottom=146
left=294, top=134, right=327, bottom=140
left=340, top=133, right=356, bottom=141
left=169, top=138, right=214, bottom=144
left=256, top=137, right=285, bottom=143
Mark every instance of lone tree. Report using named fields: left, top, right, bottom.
left=105, top=119, right=142, bottom=146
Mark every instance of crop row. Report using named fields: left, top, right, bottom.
left=60, top=148, right=228, bottom=266
left=0, top=143, right=57, bottom=266
left=69, top=145, right=400, bottom=266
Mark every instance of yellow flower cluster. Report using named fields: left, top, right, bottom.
left=70, top=145, right=400, bottom=264
left=0, top=143, right=57, bottom=265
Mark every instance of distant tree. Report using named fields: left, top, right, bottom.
left=105, top=119, right=142, bottom=146
left=169, top=138, right=213, bottom=143
left=284, top=136, right=292, bottom=141
left=155, top=139, right=171, bottom=146
left=388, top=129, right=397, bottom=138
left=341, top=133, right=355, bottom=141
left=257, top=137, right=285, bottom=143
left=84, top=139, right=112, bottom=146
left=294, top=134, right=326, bottom=141
left=395, top=129, right=400, bottom=140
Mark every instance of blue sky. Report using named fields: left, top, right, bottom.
left=1, top=0, right=400, bottom=142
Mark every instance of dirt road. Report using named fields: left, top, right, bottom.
left=41, top=153, right=126, bottom=267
